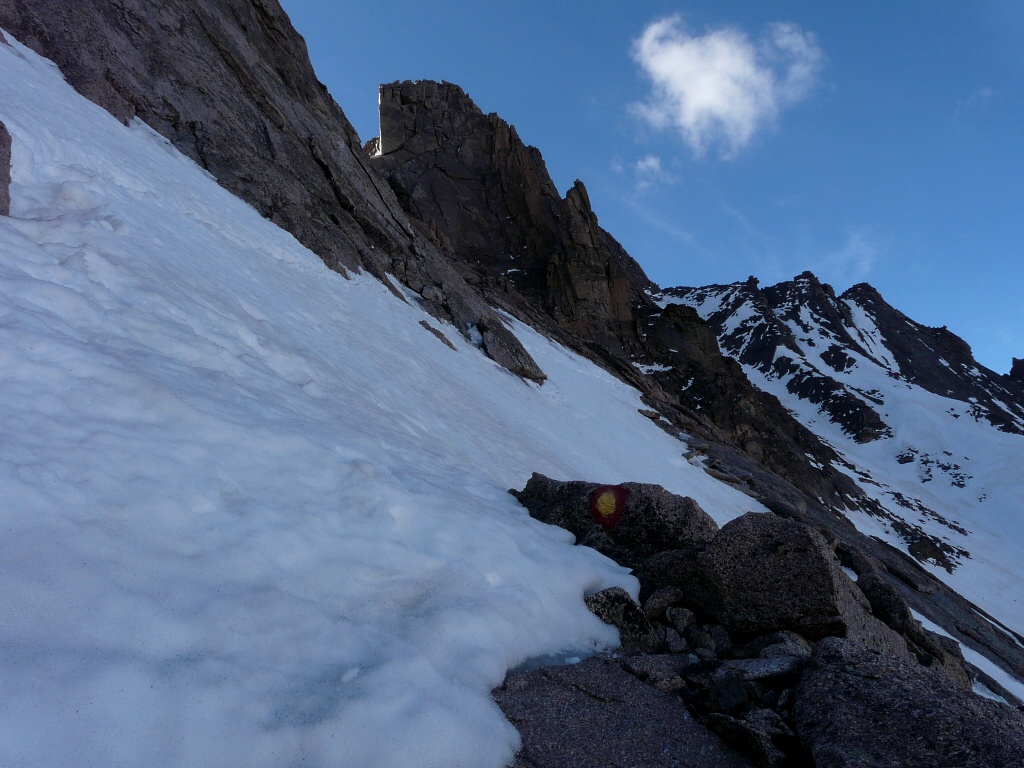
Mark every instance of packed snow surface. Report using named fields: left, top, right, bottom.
left=0, top=34, right=761, bottom=768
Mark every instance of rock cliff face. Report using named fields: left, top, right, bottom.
left=0, top=0, right=545, bottom=381
left=371, top=80, right=647, bottom=354
left=0, top=117, right=9, bottom=217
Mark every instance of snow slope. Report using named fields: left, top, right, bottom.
left=667, top=280, right=1024, bottom=643
left=0, top=34, right=761, bottom=768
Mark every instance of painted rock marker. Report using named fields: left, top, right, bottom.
left=590, top=485, right=629, bottom=530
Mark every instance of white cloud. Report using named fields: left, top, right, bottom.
left=631, top=16, right=824, bottom=158
left=633, top=154, right=675, bottom=190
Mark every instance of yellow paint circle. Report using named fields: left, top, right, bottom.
left=595, top=491, right=617, bottom=518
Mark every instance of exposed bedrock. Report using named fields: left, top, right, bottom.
left=0, top=119, right=10, bottom=217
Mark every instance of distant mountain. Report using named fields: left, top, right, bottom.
left=663, top=273, right=1024, bottom=639
left=664, top=273, right=1024, bottom=440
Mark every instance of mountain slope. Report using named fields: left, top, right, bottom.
left=0, top=33, right=761, bottom=768
left=0, top=0, right=546, bottom=383
left=363, top=80, right=1024, bottom=688
left=666, top=275, right=1024, bottom=645
left=4, top=3, right=1024, bottom=763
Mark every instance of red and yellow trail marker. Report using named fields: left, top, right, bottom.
left=589, top=485, right=629, bottom=530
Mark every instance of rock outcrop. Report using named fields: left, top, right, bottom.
left=0, top=118, right=10, bottom=216
left=1010, top=357, right=1024, bottom=383
left=675, top=513, right=905, bottom=651
left=795, top=638, right=1024, bottom=767
left=510, top=472, right=718, bottom=566
left=0, top=0, right=544, bottom=381
left=503, top=475, right=1024, bottom=767
left=494, top=655, right=755, bottom=768
left=371, top=80, right=647, bottom=353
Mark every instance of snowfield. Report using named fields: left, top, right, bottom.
left=0, top=33, right=761, bottom=768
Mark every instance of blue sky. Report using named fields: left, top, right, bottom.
left=280, top=1, right=1023, bottom=373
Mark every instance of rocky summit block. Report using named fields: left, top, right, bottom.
left=795, top=637, right=1024, bottom=768
left=639, top=512, right=907, bottom=656
left=510, top=472, right=719, bottom=563
left=689, top=513, right=907, bottom=650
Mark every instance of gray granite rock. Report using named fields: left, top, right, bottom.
left=712, top=656, right=808, bottom=684
left=642, top=585, right=684, bottom=621
left=794, top=637, right=1024, bottom=767
left=494, top=655, right=755, bottom=768
left=740, top=630, right=812, bottom=661
left=584, top=587, right=664, bottom=654
left=705, top=711, right=789, bottom=768
left=510, top=472, right=718, bottom=565
left=687, top=513, right=909, bottom=655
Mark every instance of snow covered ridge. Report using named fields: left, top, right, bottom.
left=658, top=275, right=1024, bottom=651
left=0, top=32, right=761, bottom=768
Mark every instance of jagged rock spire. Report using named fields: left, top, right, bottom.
left=370, top=80, right=650, bottom=352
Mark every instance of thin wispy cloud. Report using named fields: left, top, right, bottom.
left=631, top=16, right=824, bottom=158
left=610, top=154, right=677, bottom=192
left=953, top=86, right=996, bottom=127
left=634, top=154, right=675, bottom=190
left=818, top=230, right=878, bottom=286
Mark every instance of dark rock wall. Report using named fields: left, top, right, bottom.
left=0, top=118, right=10, bottom=217
left=0, top=0, right=545, bottom=381
left=0, top=0, right=394, bottom=273
left=371, top=80, right=648, bottom=354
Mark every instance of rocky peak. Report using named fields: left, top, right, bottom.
left=378, top=80, right=484, bottom=155
left=842, top=283, right=1024, bottom=432
left=762, top=272, right=857, bottom=349
left=667, top=275, right=893, bottom=444
left=369, top=80, right=651, bottom=353
left=1010, top=358, right=1024, bottom=383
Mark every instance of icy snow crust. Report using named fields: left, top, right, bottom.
left=0, top=35, right=760, bottom=767
left=671, top=285, right=1024, bottom=642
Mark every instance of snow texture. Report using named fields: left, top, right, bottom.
left=0, top=33, right=760, bottom=768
